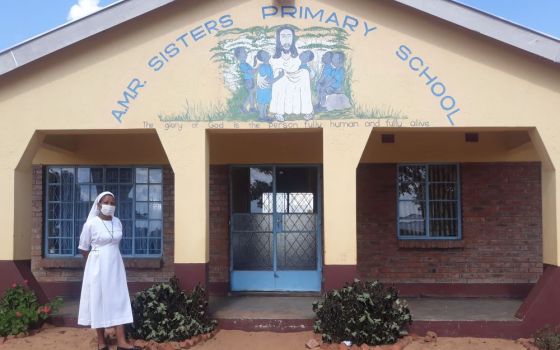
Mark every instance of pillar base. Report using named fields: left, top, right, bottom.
left=323, top=264, right=357, bottom=291
left=516, top=264, right=560, bottom=335
left=0, top=260, right=48, bottom=303
left=174, top=263, right=209, bottom=292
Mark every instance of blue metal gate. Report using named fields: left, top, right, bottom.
left=230, top=166, right=322, bottom=291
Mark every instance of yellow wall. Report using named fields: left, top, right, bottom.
left=529, top=129, right=559, bottom=266
left=0, top=0, right=559, bottom=265
left=361, top=129, right=539, bottom=163
left=323, top=127, right=372, bottom=265
left=9, top=132, right=44, bottom=260
left=209, top=130, right=322, bottom=164
left=33, top=132, right=169, bottom=165
left=158, top=129, right=209, bottom=264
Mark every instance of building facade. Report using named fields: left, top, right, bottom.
left=0, top=0, right=559, bottom=336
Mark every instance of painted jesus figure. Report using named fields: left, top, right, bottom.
left=269, top=26, right=314, bottom=121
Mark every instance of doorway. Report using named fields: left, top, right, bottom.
left=230, top=166, right=322, bottom=291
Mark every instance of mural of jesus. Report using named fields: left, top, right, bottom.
left=269, top=26, right=314, bottom=121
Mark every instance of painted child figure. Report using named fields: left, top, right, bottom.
left=330, top=52, right=346, bottom=94
left=254, top=50, right=284, bottom=122
left=316, top=51, right=334, bottom=111
left=299, top=50, right=316, bottom=120
left=317, top=51, right=347, bottom=111
left=299, top=50, right=315, bottom=74
left=234, top=47, right=256, bottom=113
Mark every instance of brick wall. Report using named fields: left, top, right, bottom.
left=357, top=163, right=543, bottom=284
left=34, top=161, right=541, bottom=287
left=208, top=165, right=230, bottom=292
left=31, top=165, right=175, bottom=283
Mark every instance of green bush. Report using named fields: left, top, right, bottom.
left=312, top=279, right=412, bottom=346
left=0, top=281, right=63, bottom=336
left=534, top=326, right=560, bottom=350
left=128, top=277, right=217, bottom=342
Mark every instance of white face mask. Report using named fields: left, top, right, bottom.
left=100, top=204, right=116, bottom=217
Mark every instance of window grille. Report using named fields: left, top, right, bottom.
left=45, top=166, right=163, bottom=257
left=397, top=164, right=461, bottom=239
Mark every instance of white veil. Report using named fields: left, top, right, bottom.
left=87, top=191, right=115, bottom=221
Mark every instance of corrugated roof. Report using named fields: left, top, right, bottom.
left=0, top=0, right=558, bottom=76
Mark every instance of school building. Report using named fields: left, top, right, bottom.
left=0, top=0, right=559, bottom=337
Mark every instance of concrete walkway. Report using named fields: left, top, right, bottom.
left=406, top=297, right=522, bottom=321
left=209, top=296, right=523, bottom=321
left=210, top=296, right=317, bottom=320
left=57, top=295, right=523, bottom=322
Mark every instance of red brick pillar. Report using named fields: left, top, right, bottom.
left=208, top=165, right=230, bottom=295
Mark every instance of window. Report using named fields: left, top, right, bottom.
left=261, top=193, right=314, bottom=213
left=45, top=166, right=163, bottom=257
left=397, top=164, right=460, bottom=239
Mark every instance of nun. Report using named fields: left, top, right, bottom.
left=77, top=191, right=139, bottom=350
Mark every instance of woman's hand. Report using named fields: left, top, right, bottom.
left=80, top=249, right=89, bottom=259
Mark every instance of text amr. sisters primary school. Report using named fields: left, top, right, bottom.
left=0, top=0, right=559, bottom=337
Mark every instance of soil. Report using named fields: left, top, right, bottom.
left=0, top=327, right=527, bottom=350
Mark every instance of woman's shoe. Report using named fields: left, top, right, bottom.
left=116, top=346, right=141, bottom=350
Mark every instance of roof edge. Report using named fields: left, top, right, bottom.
left=394, top=0, right=560, bottom=63
left=0, top=0, right=175, bottom=76
left=0, top=0, right=127, bottom=54
left=1, top=0, right=559, bottom=77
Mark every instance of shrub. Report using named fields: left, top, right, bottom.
left=0, top=281, right=63, bottom=336
left=128, top=277, right=217, bottom=342
left=312, top=279, right=412, bottom=346
left=534, top=325, right=560, bottom=350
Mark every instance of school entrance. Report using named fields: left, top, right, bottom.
left=230, top=165, right=322, bottom=292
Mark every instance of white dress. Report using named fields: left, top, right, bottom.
left=270, top=53, right=313, bottom=115
left=77, top=216, right=133, bottom=328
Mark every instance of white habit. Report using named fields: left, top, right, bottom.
left=270, top=53, right=313, bottom=115
left=77, top=215, right=133, bottom=328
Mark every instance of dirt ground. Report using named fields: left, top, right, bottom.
left=0, top=327, right=527, bottom=350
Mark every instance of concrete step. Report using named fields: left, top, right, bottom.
left=52, top=296, right=525, bottom=337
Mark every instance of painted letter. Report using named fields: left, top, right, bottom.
left=446, top=108, right=460, bottom=125
left=342, top=15, right=359, bottom=32
left=419, top=66, right=438, bottom=85
left=159, top=52, right=169, bottom=62
left=117, top=91, right=136, bottom=109
left=396, top=44, right=411, bottom=61
left=440, top=96, right=456, bottom=110
left=408, top=56, right=423, bottom=71
left=148, top=56, right=164, bottom=72
left=363, top=21, right=377, bottom=36
left=219, top=14, right=234, bottom=28
left=127, top=78, right=145, bottom=96
left=325, top=12, right=339, bottom=26
left=262, top=6, right=278, bottom=19
left=304, top=7, right=324, bottom=21
left=431, top=82, right=446, bottom=97
left=164, top=43, right=180, bottom=57
left=204, top=20, right=219, bottom=34
left=112, top=110, right=125, bottom=123
left=176, top=33, right=190, bottom=48
left=281, top=6, right=297, bottom=18
left=190, top=26, right=206, bottom=41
